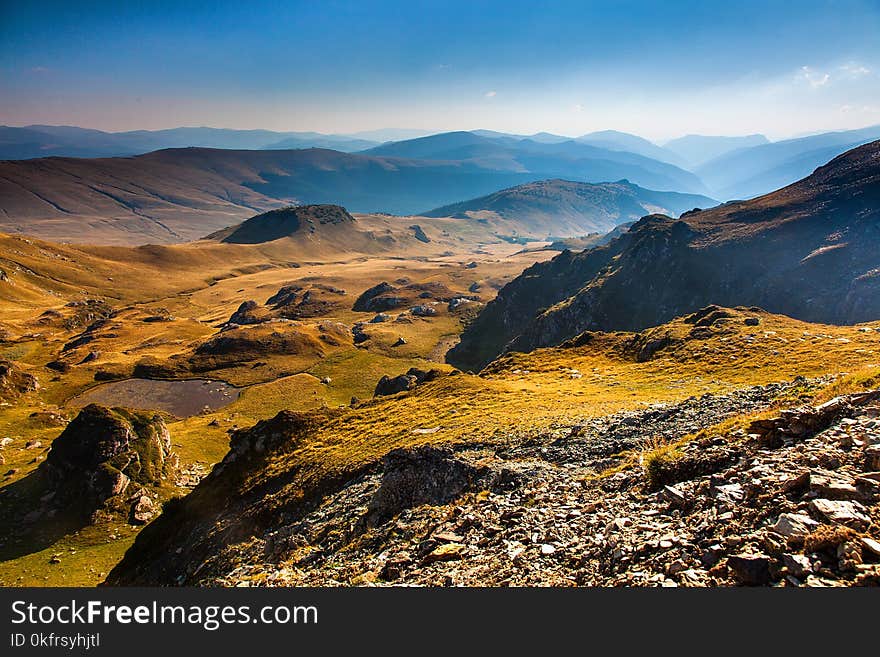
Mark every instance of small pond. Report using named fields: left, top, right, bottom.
left=68, top=378, right=240, bottom=418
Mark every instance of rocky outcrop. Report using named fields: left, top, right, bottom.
left=227, top=300, right=265, bottom=325
left=225, top=284, right=347, bottom=327
left=374, top=368, right=444, bottom=397
left=353, top=281, right=456, bottom=313
left=0, top=360, right=38, bottom=400
left=266, top=283, right=346, bottom=319
left=38, top=405, right=178, bottom=520
left=409, top=224, right=430, bottom=243
left=217, top=205, right=356, bottom=244
left=449, top=140, right=880, bottom=371
left=104, top=409, right=338, bottom=585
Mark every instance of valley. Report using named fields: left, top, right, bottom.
left=0, top=207, right=556, bottom=585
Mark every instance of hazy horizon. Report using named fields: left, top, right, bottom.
left=5, top=121, right=880, bottom=145
left=2, top=0, right=879, bottom=142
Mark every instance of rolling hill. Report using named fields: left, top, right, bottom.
left=448, top=139, right=880, bottom=370
left=423, top=179, right=716, bottom=235
left=0, top=147, right=540, bottom=244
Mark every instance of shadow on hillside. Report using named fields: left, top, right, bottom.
left=0, top=471, right=90, bottom=561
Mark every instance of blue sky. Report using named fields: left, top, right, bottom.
left=1, top=0, right=879, bottom=140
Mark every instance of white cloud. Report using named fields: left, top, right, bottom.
left=840, top=63, right=871, bottom=78
left=840, top=103, right=877, bottom=114
left=798, top=66, right=830, bottom=88
left=573, top=103, right=584, bottom=112
left=484, top=90, right=497, bottom=98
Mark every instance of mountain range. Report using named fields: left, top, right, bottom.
left=448, top=139, right=880, bottom=371
left=1, top=123, right=879, bottom=245
left=0, top=141, right=708, bottom=244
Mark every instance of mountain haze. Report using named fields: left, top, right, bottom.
left=0, top=125, right=381, bottom=160
left=364, top=131, right=708, bottom=194
left=663, top=134, right=769, bottom=167
left=697, top=125, right=880, bottom=199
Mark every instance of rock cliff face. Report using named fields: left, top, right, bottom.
left=448, top=140, right=880, bottom=371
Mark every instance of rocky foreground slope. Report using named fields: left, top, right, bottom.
left=105, top=379, right=880, bottom=586
left=448, top=140, right=880, bottom=371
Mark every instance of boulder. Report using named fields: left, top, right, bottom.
left=131, top=495, right=155, bottom=524
left=809, top=499, right=870, bottom=529
left=726, top=553, right=772, bottom=586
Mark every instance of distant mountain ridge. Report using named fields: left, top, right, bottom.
left=0, top=125, right=381, bottom=160
left=363, top=131, right=708, bottom=194
left=2, top=124, right=879, bottom=245
left=448, top=139, right=880, bottom=370
left=424, top=179, right=716, bottom=236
